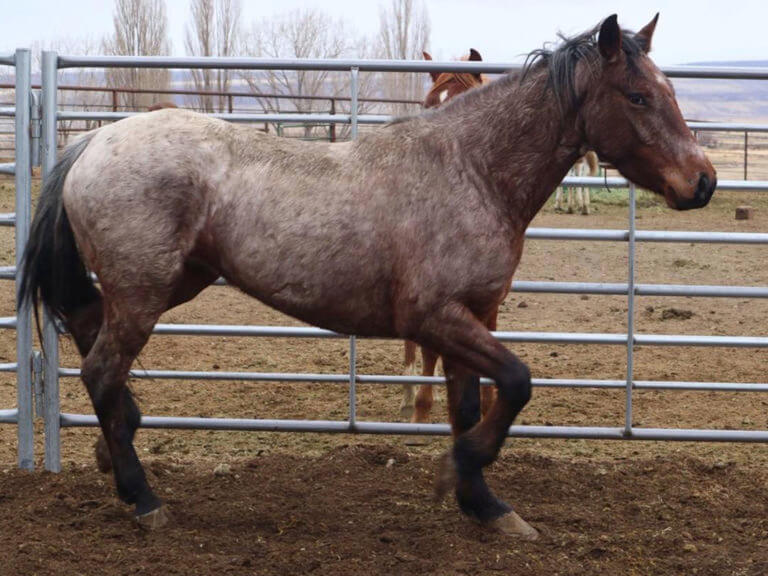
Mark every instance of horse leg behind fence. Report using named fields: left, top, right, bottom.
left=400, top=341, right=439, bottom=421
left=576, top=151, right=599, bottom=215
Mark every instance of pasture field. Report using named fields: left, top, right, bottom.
left=0, top=149, right=767, bottom=574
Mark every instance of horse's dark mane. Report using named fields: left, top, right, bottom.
left=522, top=22, right=646, bottom=114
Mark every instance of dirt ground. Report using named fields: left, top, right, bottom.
left=2, top=446, right=767, bottom=576
left=0, top=167, right=767, bottom=574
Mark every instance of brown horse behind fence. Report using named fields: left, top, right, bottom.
left=21, top=14, right=715, bottom=537
left=400, top=49, right=497, bottom=423
left=147, top=101, right=178, bottom=111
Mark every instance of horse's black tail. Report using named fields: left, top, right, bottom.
left=18, top=133, right=100, bottom=333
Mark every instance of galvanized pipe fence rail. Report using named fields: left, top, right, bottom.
left=0, top=81, right=423, bottom=148
left=5, top=52, right=765, bottom=471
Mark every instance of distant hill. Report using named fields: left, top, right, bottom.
left=687, top=60, right=768, bottom=68
left=674, top=60, right=768, bottom=123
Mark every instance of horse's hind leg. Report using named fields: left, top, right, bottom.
left=78, top=295, right=168, bottom=527
left=554, top=187, right=564, bottom=212
left=65, top=296, right=115, bottom=474
left=80, top=265, right=217, bottom=474
left=577, top=165, right=589, bottom=215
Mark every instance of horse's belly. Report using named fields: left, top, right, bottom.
left=241, top=276, right=396, bottom=337
left=216, top=235, right=397, bottom=337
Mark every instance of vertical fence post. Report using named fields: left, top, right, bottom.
left=329, top=99, right=336, bottom=143
left=350, top=68, right=359, bottom=140
left=14, top=48, right=34, bottom=470
left=32, top=351, right=43, bottom=417
left=41, top=51, right=61, bottom=472
left=30, top=90, right=41, bottom=168
left=624, top=183, right=636, bottom=436
left=744, top=131, right=748, bottom=181
left=348, top=67, right=360, bottom=430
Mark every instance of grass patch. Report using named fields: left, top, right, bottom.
left=547, top=185, right=664, bottom=210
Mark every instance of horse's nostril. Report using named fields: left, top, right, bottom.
left=696, top=173, right=711, bottom=200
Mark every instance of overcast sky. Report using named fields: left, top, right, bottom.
left=2, top=0, right=767, bottom=66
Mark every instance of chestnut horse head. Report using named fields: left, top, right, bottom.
left=147, top=101, right=178, bottom=112
left=526, top=14, right=716, bottom=209
left=422, top=49, right=485, bottom=109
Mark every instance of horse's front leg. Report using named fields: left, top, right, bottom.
left=419, top=303, right=538, bottom=539
left=400, top=340, right=419, bottom=420
left=412, top=347, right=439, bottom=423
left=582, top=185, right=591, bottom=215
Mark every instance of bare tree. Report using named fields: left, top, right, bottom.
left=378, top=0, right=431, bottom=115
left=32, top=38, right=108, bottom=146
left=185, top=0, right=241, bottom=112
left=241, top=8, right=378, bottom=139
left=102, top=0, right=172, bottom=111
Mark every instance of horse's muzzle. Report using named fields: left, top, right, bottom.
left=676, top=173, right=716, bottom=210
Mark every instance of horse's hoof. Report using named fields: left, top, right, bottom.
left=135, top=505, right=170, bottom=531
left=399, top=403, right=415, bottom=421
left=434, top=450, right=457, bottom=501
left=488, top=510, right=539, bottom=540
left=94, top=435, right=112, bottom=473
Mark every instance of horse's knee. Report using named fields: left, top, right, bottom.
left=497, top=362, right=532, bottom=407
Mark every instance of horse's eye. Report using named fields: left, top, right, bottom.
left=628, top=93, right=647, bottom=106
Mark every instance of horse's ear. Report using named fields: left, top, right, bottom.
left=635, top=13, right=659, bottom=53
left=468, top=48, right=483, bottom=81
left=598, top=14, right=622, bottom=63
left=423, top=51, right=440, bottom=82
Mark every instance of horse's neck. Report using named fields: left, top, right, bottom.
left=439, top=73, right=584, bottom=228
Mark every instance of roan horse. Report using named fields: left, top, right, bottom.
left=21, top=14, right=715, bottom=536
